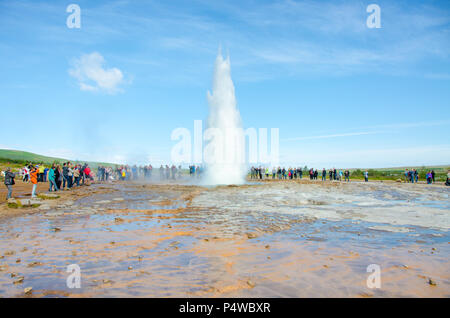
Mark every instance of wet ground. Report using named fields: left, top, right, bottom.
left=0, top=180, right=449, bottom=297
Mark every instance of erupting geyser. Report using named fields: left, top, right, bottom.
left=204, top=50, right=246, bottom=185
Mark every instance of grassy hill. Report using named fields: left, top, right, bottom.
left=0, top=149, right=118, bottom=169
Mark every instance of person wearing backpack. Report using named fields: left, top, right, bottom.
left=3, top=167, right=16, bottom=199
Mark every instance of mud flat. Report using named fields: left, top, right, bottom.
left=0, top=181, right=448, bottom=297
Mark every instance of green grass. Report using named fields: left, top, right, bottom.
left=0, top=149, right=119, bottom=171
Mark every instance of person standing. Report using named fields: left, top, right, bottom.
left=105, top=166, right=110, bottom=182
left=171, top=165, right=177, bottom=180
left=73, top=165, right=80, bottom=187
left=55, top=165, right=62, bottom=189
left=62, top=163, right=69, bottom=189
left=426, top=171, right=433, bottom=184
left=48, top=165, right=59, bottom=192
left=67, top=163, right=73, bottom=188
left=22, top=165, right=30, bottom=183
left=84, top=164, right=92, bottom=183
left=344, top=170, right=350, bottom=182
left=30, top=165, right=39, bottom=198
left=38, top=164, right=45, bottom=182
left=431, top=170, right=435, bottom=183
left=3, top=167, right=15, bottom=199
left=43, top=166, right=49, bottom=182
left=364, top=170, right=369, bottom=182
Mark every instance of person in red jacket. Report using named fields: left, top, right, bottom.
left=30, top=165, right=39, bottom=198
left=84, top=165, right=91, bottom=179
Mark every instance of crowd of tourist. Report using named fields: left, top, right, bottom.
left=18, top=162, right=94, bottom=194
left=250, top=167, right=367, bottom=182
left=2, top=162, right=188, bottom=200
left=2, top=162, right=450, bottom=200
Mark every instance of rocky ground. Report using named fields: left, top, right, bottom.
left=0, top=179, right=448, bottom=297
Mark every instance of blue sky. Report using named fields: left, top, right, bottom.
left=0, top=0, right=449, bottom=168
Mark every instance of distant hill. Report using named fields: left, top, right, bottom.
left=0, top=149, right=118, bottom=168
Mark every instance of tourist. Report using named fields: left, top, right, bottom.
left=364, top=170, right=369, bottom=182
left=30, top=166, right=40, bottom=198
left=55, top=165, right=62, bottom=189
left=3, top=167, right=15, bottom=199
left=105, top=166, right=111, bottom=181
left=73, top=165, right=80, bottom=187
left=84, top=164, right=92, bottom=182
left=165, top=165, right=170, bottom=180
left=38, top=163, right=45, bottom=182
left=43, top=166, right=49, bottom=182
left=329, top=169, right=333, bottom=181
left=62, top=163, right=69, bottom=189
left=67, top=163, right=73, bottom=188
left=30, top=165, right=39, bottom=198
left=22, top=165, right=30, bottom=183
left=431, top=170, right=435, bottom=183
left=426, top=171, right=433, bottom=184
left=48, top=165, right=59, bottom=192
left=171, top=165, right=177, bottom=180
left=272, top=167, right=276, bottom=179
left=344, top=170, right=350, bottom=182
left=446, top=170, right=450, bottom=186
left=97, top=166, right=103, bottom=182
left=322, top=169, right=326, bottom=181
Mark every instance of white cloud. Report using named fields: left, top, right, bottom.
left=69, top=52, right=126, bottom=94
